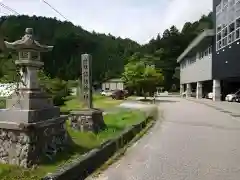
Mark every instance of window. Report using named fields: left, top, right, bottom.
left=217, top=41, right=222, bottom=51
left=216, top=3, right=222, bottom=14
left=217, top=32, right=222, bottom=41
left=215, top=0, right=240, bottom=51
left=236, top=28, right=240, bottom=39
left=222, top=27, right=228, bottom=37
left=236, top=18, right=240, bottom=28
left=223, top=37, right=228, bottom=46
left=228, top=23, right=235, bottom=43
left=229, top=22, right=235, bottom=33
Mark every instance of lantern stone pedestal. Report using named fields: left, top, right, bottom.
left=70, top=108, right=105, bottom=133
left=0, top=28, right=70, bottom=168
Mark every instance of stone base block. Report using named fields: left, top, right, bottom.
left=0, top=116, right=71, bottom=168
left=70, top=109, right=106, bottom=133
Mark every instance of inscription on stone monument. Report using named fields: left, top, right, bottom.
left=81, top=54, right=93, bottom=109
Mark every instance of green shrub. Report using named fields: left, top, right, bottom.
left=40, top=78, right=70, bottom=106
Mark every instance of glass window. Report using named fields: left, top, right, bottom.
left=217, top=32, right=222, bottom=41
left=236, top=18, right=240, bottom=28
left=229, top=22, right=235, bottom=32
left=236, top=28, right=240, bottom=39
left=222, top=37, right=228, bottom=46
left=217, top=40, right=222, bottom=50
left=216, top=3, right=222, bottom=14
left=222, top=27, right=228, bottom=38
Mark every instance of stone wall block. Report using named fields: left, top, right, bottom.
left=20, top=159, right=27, bottom=168
left=0, top=130, right=8, bottom=140
left=16, top=143, right=22, bottom=157
left=8, top=131, right=18, bottom=143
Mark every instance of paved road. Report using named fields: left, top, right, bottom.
left=88, top=97, right=240, bottom=180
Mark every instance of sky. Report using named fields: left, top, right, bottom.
left=0, top=0, right=212, bottom=44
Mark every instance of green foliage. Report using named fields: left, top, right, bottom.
left=141, top=12, right=212, bottom=91
left=38, top=72, right=70, bottom=106
left=122, top=54, right=163, bottom=96
left=44, top=78, right=70, bottom=106
left=0, top=15, right=140, bottom=83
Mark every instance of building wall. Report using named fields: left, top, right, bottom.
left=180, top=47, right=212, bottom=84
left=102, top=82, right=124, bottom=91
left=213, top=0, right=240, bottom=79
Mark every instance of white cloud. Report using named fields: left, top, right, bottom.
left=161, top=0, right=212, bottom=33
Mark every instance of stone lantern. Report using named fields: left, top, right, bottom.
left=5, top=28, right=54, bottom=111
left=0, top=28, right=70, bottom=168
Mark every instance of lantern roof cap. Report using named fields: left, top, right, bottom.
left=4, top=28, right=53, bottom=52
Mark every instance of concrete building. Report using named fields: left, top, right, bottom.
left=101, top=78, right=124, bottom=91
left=178, top=0, right=240, bottom=101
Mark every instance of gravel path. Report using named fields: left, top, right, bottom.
left=87, top=97, right=240, bottom=180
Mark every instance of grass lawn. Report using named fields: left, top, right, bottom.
left=60, top=94, right=124, bottom=112
left=0, top=109, right=146, bottom=180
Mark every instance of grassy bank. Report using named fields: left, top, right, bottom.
left=60, top=94, right=124, bottom=112
left=0, top=109, right=145, bottom=180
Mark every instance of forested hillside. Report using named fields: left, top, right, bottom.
left=0, top=12, right=212, bottom=90
left=0, top=15, right=140, bottom=83
left=138, top=12, right=213, bottom=90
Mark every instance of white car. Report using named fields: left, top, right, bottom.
left=181, top=90, right=196, bottom=98
left=225, top=89, right=240, bottom=102
left=101, top=90, right=113, bottom=97
left=207, top=92, right=213, bottom=99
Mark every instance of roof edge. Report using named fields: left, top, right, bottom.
left=177, top=29, right=215, bottom=63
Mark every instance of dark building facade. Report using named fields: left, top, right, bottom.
left=178, top=0, right=240, bottom=101
left=213, top=0, right=240, bottom=80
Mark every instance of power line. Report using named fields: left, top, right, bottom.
left=0, top=2, right=20, bottom=15
left=40, top=0, right=69, bottom=21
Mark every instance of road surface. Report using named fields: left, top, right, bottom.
left=88, top=97, right=240, bottom=180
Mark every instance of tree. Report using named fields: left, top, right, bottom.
left=0, top=15, right=140, bottom=83
left=140, top=65, right=163, bottom=98
left=122, top=54, right=163, bottom=98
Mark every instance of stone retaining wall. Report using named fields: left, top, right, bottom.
left=0, top=120, right=70, bottom=168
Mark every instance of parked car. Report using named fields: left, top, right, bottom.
left=181, top=89, right=199, bottom=98
left=225, top=89, right=240, bottom=102
left=207, top=92, right=213, bottom=99
left=101, top=90, right=113, bottom=97
left=207, top=92, right=224, bottom=100
left=111, top=90, right=126, bottom=100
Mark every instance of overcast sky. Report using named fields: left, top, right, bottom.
left=0, top=0, right=212, bottom=44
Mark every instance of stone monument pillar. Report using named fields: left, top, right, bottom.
left=0, top=28, right=70, bottom=168
left=70, top=54, right=105, bottom=133
left=81, top=54, right=93, bottom=108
